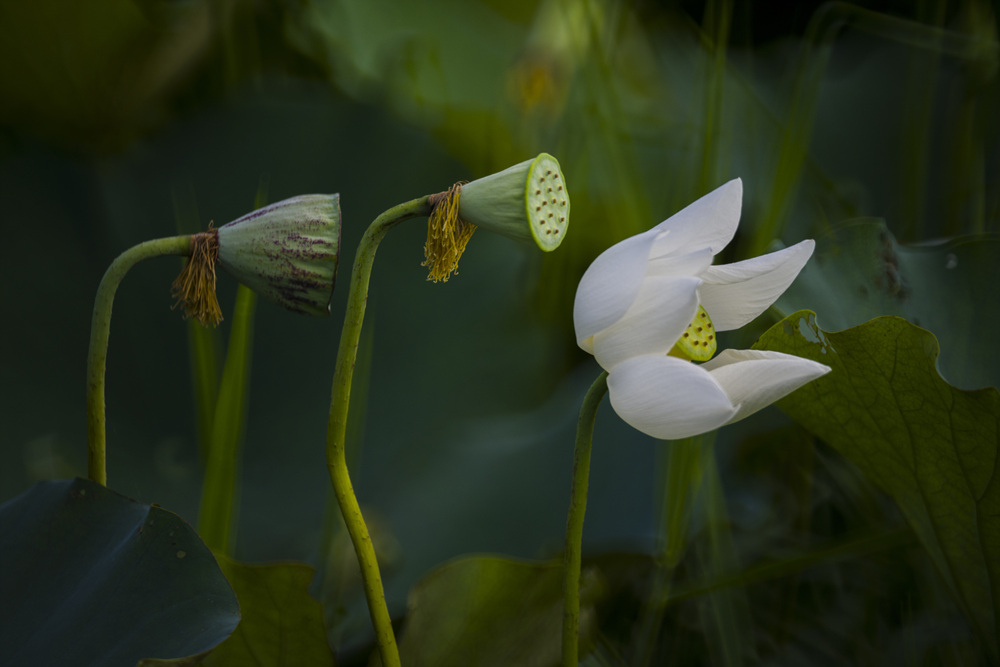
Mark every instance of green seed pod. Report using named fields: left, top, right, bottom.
left=216, top=194, right=341, bottom=316
left=458, top=153, right=569, bottom=252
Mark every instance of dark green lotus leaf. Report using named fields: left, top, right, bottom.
left=202, top=556, right=336, bottom=666
left=774, top=219, right=1000, bottom=390
left=0, top=477, right=240, bottom=667
left=394, top=555, right=602, bottom=667
left=753, top=311, right=1000, bottom=659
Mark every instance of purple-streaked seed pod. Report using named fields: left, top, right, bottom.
left=217, top=194, right=341, bottom=317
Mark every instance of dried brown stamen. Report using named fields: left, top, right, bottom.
left=171, top=225, right=222, bottom=326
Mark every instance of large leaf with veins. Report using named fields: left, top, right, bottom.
left=755, top=311, right=1000, bottom=658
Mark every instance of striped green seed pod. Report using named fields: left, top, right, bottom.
left=217, top=194, right=341, bottom=316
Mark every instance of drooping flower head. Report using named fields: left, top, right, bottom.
left=573, top=179, right=830, bottom=440
left=217, top=194, right=341, bottom=316
left=422, top=153, right=569, bottom=282
left=173, top=194, right=341, bottom=324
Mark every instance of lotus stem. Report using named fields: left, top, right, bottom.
left=86, top=235, right=192, bottom=486
left=562, top=370, right=609, bottom=666
left=325, top=196, right=433, bottom=667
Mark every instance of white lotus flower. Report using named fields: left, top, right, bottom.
left=573, top=178, right=830, bottom=440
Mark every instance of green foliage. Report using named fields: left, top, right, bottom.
left=754, top=311, right=1000, bottom=659
left=286, top=0, right=661, bottom=319
left=693, top=445, right=756, bottom=667
left=636, top=434, right=761, bottom=665
left=0, top=0, right=210, bottom=150
left=775, top=219, right=1000, bottom=390
left=204, top=556, right=336, bottom=667
left=198, top=285, right=257, bottom=555
left=394, top=555, right=601, bottom=667
left=3, top=0, right=999, bottom=664
left=186, top=315, right=222, bottom=459
left=0, top=478, right=239, bottom=666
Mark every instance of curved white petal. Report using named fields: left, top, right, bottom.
left=698, top=240, right=815, bottom=331
left=701, top=349, right=831, bottom=425
left=574, top=229, right=659, bottom=350
left=608, top=355, right=738, bottom=440
left=650, top=179, right=742, bottom=256
left=645, top=246, right=714, bottom=279
left=591, top=276, right=700, bottom=370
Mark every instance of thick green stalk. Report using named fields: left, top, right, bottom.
left=86, top=235, right=192, bottom=486
left=187, top=318, right=221, bottom=461
left=562, top=370, right=609, bottom=667
left=198, top=284, right=256, bottom=555
left=326, top=196, right=432, bottom=667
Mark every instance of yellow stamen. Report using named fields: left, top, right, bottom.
left=171, top=226, right=223, bottom=326
left=422, top=182, right=477, bottom=283
left=670, top=304, right=716, bottom=361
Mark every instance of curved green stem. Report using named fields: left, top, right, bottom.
left=562, top=370, right=609, bottom=667
left=86, top=235, right=192, bottom=486
left=326, top=196, right=432, bottom=667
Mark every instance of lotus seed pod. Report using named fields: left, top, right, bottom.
left=216, top=194, right=341, bottom=316
left=458, top=152, right=569, bottom=252
left=671, top=305, right=717, bottom=362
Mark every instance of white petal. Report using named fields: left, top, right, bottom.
left=649, top=179, right=742, bottom=257
left=590, top=276, right=701, bottom=370
left=701, top=349, right=831, bottom=425
left=607, top=355, right=738, bottom=440
left=645, top=246, right=714, bottom=279
left=698, top=240, right=815, bottom=331
left=574, top=229, right=659, bottom=351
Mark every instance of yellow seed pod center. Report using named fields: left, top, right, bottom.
left=670, top=304, right=717, bottom=362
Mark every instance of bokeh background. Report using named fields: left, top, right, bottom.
left=2, top=0, right=998, bottom=663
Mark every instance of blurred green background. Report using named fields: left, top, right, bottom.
left=2, top=0, right=998, bottom=662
